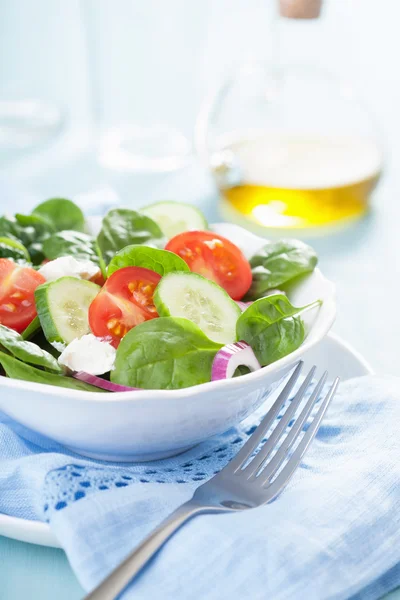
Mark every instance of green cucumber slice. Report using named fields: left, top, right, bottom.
left=154, top=272, right=240, bottom=344
left=140, top=201, right=208, bottom=238
left=35, top=277, right=100, bottom=345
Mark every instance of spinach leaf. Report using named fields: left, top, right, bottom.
left=0, top=351, right=105, bottom=392
left=32, top=198, right=85, bottom=232
left=0, top=214, right=55, bottom=265
left=0, top=216, right=20, bottom=240
left=42, top=230, right=100, bottom=264
left=29, top=330, right=61, bottom=358
left=97, top=209, right=164, bottom=264
left=0, top=324, right=62, bottom=372
left=111, top=317, right=222, bottom=390
left=21, top=316, right=41, bottom=340
left=0, top=237, right=30, bottom=263
left=15, top=213, right=54, bottom=231
left=97, top=246, right=107, bottom=280
left=245, top=240, right=318, bottom=301
left=107, top=245, right=189, bottom=277
left=14, top=213, right=55, bottom=265
left=233, top=365, right=251, bottom=377
left=236, top=294, right=321, bottom=366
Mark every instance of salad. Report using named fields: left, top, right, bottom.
left=0, top=198, right=320, bottom=392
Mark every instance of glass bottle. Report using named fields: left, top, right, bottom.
left=196, top=0, right=384, bottom=236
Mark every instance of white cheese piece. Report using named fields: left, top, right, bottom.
left=58, top=334, right=116, bottom=375
left=38, top=256, right=100, bottom=282
left=51, top=341, right=66, bottom=352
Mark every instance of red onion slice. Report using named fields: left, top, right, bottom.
left=73, top=371, right=140, bottom=392
left=211, top=341, right=261, bottom=381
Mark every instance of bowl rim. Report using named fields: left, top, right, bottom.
left=0, top=269, right=336, bottom=403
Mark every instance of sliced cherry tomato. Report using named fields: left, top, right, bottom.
left=165, top=231, right=252, bottom=300
left=89, top=266, right=161, bottom=347
left=0, top=258, right=46, bottom=332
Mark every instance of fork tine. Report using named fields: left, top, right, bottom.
left=244, top=366, right=316, bottom=479
left=253, top=371, right=328, bottom=482
left=262, top=377, right=340, bottom=497
left=228, top=361, right=304, bottom=474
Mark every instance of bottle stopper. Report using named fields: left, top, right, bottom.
left=279, top=0, right=322, bottom=19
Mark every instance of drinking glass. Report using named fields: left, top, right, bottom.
left=0, top=99, right=64, bottom=164
left=0, top=0, right=68, bottom=165
left=81, top=0, right=210, bottom=175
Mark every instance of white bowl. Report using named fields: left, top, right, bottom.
left=0, top=223, right=336, bottom=461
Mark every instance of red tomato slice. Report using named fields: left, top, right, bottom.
left=0, top=258, right=46, bottom=332
left=165, top=231, right=252, bottom=300
left=89, top=266, right=161, bottom=347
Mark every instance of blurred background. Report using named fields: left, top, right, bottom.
left=0, top=0, right=398, bottom=372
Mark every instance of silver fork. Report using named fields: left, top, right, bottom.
left=85, top=362, right=339, bottom=600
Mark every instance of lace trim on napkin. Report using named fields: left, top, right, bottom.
left=42, top=376, right=322, bottom=519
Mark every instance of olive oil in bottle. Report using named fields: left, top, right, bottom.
left=214, top=133, right=383, bottom=233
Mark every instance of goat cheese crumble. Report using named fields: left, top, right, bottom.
left=58, top=334, right=116, bottom=375
left=38, top=256, right=100, bottom=282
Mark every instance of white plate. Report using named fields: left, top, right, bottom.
left=0, top=332, right=373, bottom=549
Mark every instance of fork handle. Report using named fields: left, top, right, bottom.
left=84, top=500, right=217, bottom=600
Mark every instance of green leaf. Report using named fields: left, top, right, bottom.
left=96, top=242, right=107, bottom=280
left=245, top=240, right=318, bottom=301
left=111, top=317, right=222, bottom=390
left=21, top=316, right=41, bottom=340
left=0, top=350, right=105, bottom=392
left=0, top=324, right=62, bottom=372
left=32, top=198, right=85, bottom=232
left=0, top=237, right=30, bottom=263
left=107, top=245, right=189, bottom=277
left=29, top=330, right=61, bottom=358
left=233, top=365, right=251, bottom=377
left=236, top=294, right=321, bottom=366
left=42, top=230, right=100, bottom=264
left=0, top=216, right=20, bottom=240
left=97, top=209, right=164, bottom=264
left=0, top=214, right=55, bottom=265
left=15, top=213, right=56, bottom=264
left=15, top=213, right=54, bottom=231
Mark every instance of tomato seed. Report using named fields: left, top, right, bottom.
left=107, top=318, right=118, bottom=330
left=1, top=303, right=16, bottom=312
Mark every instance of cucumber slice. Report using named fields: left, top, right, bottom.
left=35, top=277, right=100, bottom=345
left=154, top=272, right=240, bottom=344
left=141, top=201, right=208, bottom=238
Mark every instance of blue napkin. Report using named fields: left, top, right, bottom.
left=1, top=375, right=400, bottom=599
